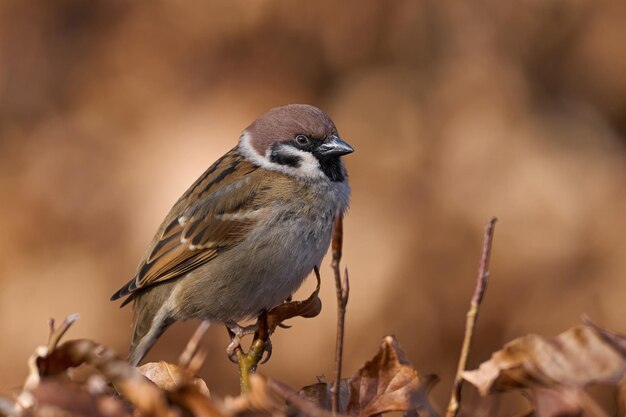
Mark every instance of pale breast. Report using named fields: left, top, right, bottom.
left=177, top=177, right=350, bottom=322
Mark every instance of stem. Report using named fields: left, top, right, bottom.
left=237, top=312, right=269, bottom=394
left=331, top=214, right=349, bottom=415
left=179, top=321, right=210, bottom=372
left=47, top=314, right=79, bottom=351
left=237, top=350, right=253, bottom=394
left=445, top=218, right=497, bottom=417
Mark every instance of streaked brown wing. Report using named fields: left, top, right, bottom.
left=111, top=148, right=265, bottom=302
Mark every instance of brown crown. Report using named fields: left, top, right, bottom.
left=245, top=104, right=338, bottom=155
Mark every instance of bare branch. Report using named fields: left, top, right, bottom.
left=47, top=314, right=79, bottom=352
left=235, top=311, right=270, bottom=393
left=331, top=213, right=349, bottom=415
left=179, top=321, right=210, bottom=372
left=445, top=217, right=497, bottom=417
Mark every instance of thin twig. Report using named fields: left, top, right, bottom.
left=179, top=321, right=210, bottom=371
left=236, top=311, right=269, bottom=394
left=47, top=318, right=55, bottom=345
left=331, top=213, right=349, bottom=415
left=267, top=378, right=330, bottom=417
left=445, top=218, right=497, bottom=417
left=47, top=314, right=79, bottom=352
left=187, top=348, right=208, bottom=376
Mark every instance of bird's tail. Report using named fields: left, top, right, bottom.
left=128, top=296, right=174, bottom=367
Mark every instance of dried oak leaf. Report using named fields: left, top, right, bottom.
left=463, top=319, right=626, bottom=417
left=299, top=380, right=351, bottom=414
left=18, top=317, right=177, bottom=417
left=223, top=374, right=290, bottom=417
left=267, top=272, right=322, bottom=334
left=462, top=321, right=626, bottom=394
left=139, top=361, right=210, bottom=396
left=221, top=375, right=330, bottom=417
left=36, top=339, right=173, bottom=417
left=167, top=385, right=224, bottom=417
left=531, top=387, right=586, bottom=417
left=346, top=336, right=437, bottom=417
left=28, top=380, right=131, bottom=417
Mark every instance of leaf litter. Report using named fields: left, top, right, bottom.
left=4, top=221, right=626, bottom=417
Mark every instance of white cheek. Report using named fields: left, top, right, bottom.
left=275, top=146, right=323, bottom=178
left=237, top=131, right=265, bottom=166
left=238, top=131, right=325, bottom=180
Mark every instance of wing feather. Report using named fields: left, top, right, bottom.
left=111, top=148, right=266, bottom=303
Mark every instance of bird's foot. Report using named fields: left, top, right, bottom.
left=224, top=314, right=272, bottom=366
left=225, top=321, right=258, bottom=358
left=257, top=336, right=273, bottom=364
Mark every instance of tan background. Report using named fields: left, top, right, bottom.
left=1, top=0, right=625, bottom=414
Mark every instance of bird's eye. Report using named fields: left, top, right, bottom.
left=294, top=135, right=310, bottom=146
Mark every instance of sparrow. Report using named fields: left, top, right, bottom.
left=111, top=104, right=353, bottom=366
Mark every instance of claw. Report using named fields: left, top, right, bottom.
left=225, top=332, right=240, bottom=357
left=225, top=327, right=240, bottom=363
left=260, top=338, right=273, bottom=364
left=225, top=312, right=274, bottom=368
left=225, top=321, right=259, bottom=362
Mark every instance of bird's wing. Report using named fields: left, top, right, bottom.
left=111, top=148, right=269, bottom=302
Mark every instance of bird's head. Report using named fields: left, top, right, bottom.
left=239, top=104, right=353, bottom=182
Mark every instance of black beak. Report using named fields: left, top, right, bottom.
left=317, top=135, right=354, bottom=157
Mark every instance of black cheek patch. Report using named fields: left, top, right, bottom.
left=315, top=155, right=345, bottom=182
left=269, top=144, right=301, bottom=168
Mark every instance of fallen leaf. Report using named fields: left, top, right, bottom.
left=462, top=322, right=626, bottom=394
left=139, top=361, right=210, bottom=396
left=167, top=385, right=225, bottom=417
left=463, top=319, right=626, bottom=417
left=346, top=336, right=437, bottom=417
left=267, top=272, right=322, bottom=333
left=531, top=387, right=585, bottom=417
left=223, top=374, right=288, bottom=417
left=299, top=379, right=351, bottom=414
left=582, top=315, right=626, bottom=356
left=30, top=380, right=131, bottom=417
left=37, top=339, right=173, bottom=417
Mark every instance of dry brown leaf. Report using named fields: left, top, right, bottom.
left=462, top=322, right=626, bottom=395
left=531, top=387, right=585, bottom=417
left=463, top=319, right=626, bottom=417
left=18, top=317, right=225, bottom=417
left=582, top=315, right=626, bottom=356
left=139, top=361, right=210, bottom=396
left=267, top=272, right=322, bottom=334
left=346, top=336, right=436, bottom=417
left=223, top=374, right=288, bottom=417
left=299, top=337, right=436, bottom=417
left=167, top=385, right=225, bottom=417
left=35, top=339, right=173, bottom=417
left=222, top=375, right=330, bottom=417
left=299, top=380, right=351, bottom=414
left=29, top=380, right=131, bottom=417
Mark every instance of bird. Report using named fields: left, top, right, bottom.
left=111, top=104, right=353, bottom=366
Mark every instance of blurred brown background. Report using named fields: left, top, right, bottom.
left=1, top=0, right=625, bottom=414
